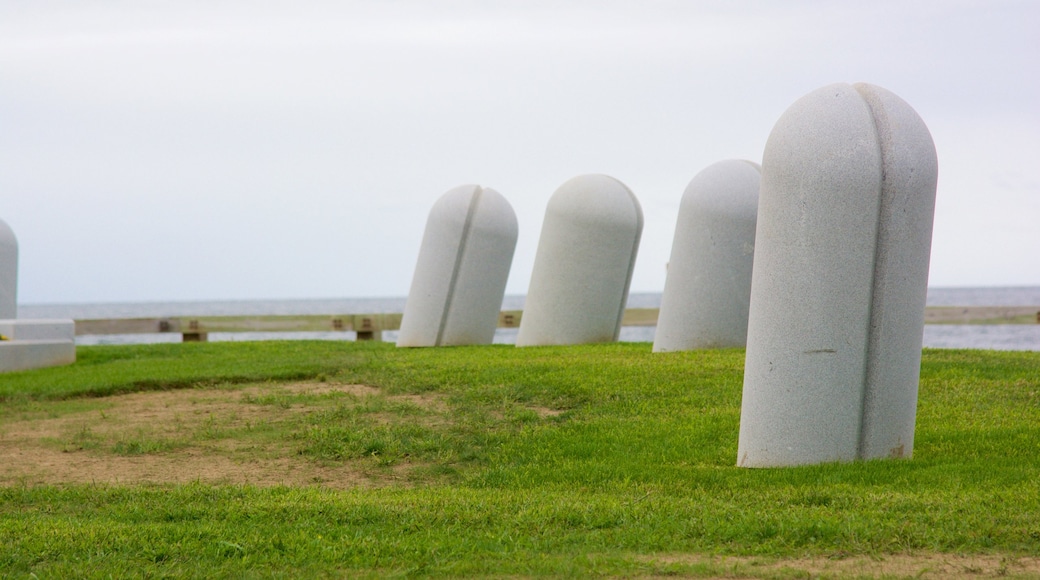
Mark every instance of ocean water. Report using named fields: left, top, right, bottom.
left=17, top=287, right=1040, bottom=351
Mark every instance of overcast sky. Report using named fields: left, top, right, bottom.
left=2, top=1, right=1037, bottom=304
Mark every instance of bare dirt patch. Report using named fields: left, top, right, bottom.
left=392, top=392, right=450, bottom=413
left=0, top=383, right=414, bottom=488
left=526, top=405, right=564, bottom=418
left=283, top=383, right=381, bottom=397
left=644, top=553, right=1040, bottom=579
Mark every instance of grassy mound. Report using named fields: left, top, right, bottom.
left=1, top=341, right=1038, bottom=577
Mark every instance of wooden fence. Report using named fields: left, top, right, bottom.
left=71, top=306, right=1040, bottom=342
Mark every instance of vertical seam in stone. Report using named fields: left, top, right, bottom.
left=854, top=84, right=889, bottom=460
left=612, top=188, right=644, bottom=341
left=435, top=188, right=482, bottom=346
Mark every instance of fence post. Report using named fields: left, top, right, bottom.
left=182, top=319, right=208, bottom=342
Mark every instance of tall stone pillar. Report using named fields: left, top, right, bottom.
left=0, top=219, right=17, bottom=320
left=738, top=83, right=938, bottom=467
left=516, top=174, right=643, bottom=346
left=397, top=185, right=518, bottom=347
left=654, top=160, right=760, bottom=352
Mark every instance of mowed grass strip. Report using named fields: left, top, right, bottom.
left=1, top=341, right=1039, bottom=577
left=0, top=340, right=377, bottom=401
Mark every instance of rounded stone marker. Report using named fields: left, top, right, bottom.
left=397, top=185, right=518, bottom=347
left=653, top=160, right=760, bottom=352
left=737, top=82, right=938, bottom=467
left=516, top=174, right=643, bottom=346
left=0, top=218, right=17, bottom=319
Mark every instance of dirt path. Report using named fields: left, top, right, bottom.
left=645, top=553, right=1040, bottom=578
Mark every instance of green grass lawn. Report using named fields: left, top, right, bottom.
left=1, top=341, right=1039, bottom=578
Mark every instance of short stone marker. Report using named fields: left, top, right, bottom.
left=0, top=318, right=77, bottom=372
left=653, top=160, right=760, bottom=352
left=0, top=218, right=17, bottom=320
left=0, top=218, right=76, bottom=372
left=737, top=82, right=938, bottom=467
left=397, top=185, right=518, bottom=347
left=516, top=174, right=643, bottom=346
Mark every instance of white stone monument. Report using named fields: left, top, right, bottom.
left=0, top=218, right=77, bottom=372
left=516, top=174, right=643, bottom=346
left=737, top=82, right=938, bottom=467
left=397, top=185, right=518, bottom=347
left=0, top=218, right=17, bottom=319
left=653, top=160, right=760, bottom=352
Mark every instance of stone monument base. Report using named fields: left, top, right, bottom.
left=0, top=319, right=76, bottom=373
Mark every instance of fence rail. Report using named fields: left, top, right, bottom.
left=923, top=306, right=1040, bottom=325
left=71, top=306, right=1040, bottom=342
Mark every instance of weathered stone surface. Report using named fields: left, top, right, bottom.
left=654, top=160, right=760, bottom=352
left=516, top=174, right=643, bottom=346
left=397, top=185, right=518, bottom=347
left=737, top=82, right=938, bottom=467
left=0, top=219, right=16, bottom=320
